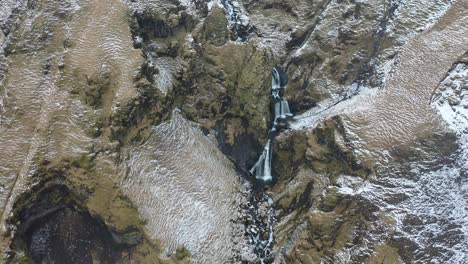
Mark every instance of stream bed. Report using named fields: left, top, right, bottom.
left=0, top=0, right=466, bottom=263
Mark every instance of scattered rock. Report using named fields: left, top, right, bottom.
left=448, top=95, right=461, bottom=106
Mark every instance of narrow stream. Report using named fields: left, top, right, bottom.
left=218, top=3, right=292, bottom=262
left=1, top=0, right=465, bottom=262
left=244, top=189, right=275, bottom=263
left=243, top=66, right=294, bottom=263
left=221, top=0, right=252, bottom=41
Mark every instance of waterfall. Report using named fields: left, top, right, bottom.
left=274, top=100, right=293, bottom=122
left=272, top=67, right=293, bottom=129
left=250, top=66, right=293, bottom=183
left=249, top=140, right=273, bottom=182
left=272, top=67, right=281, bottom=92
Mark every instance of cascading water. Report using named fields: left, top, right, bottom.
left=216, top=1, right=292, bottom=256
left=249, top=140, right=273, bottom=182
left=271, top=67, right=293, bottom=131
left=250, top=67, right=293, bottom=183
left=244, top=66, right=294, bottom=263
left=218, top=4, right=292, bottom=262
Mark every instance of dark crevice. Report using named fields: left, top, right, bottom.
left=355, top=0, right=401, bottom=86
left=222, top=0, right=257, bottom=41
left=7, top=179, right=142, bottom=264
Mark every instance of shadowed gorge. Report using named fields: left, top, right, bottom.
left=0, top=0, right=467, bottom=263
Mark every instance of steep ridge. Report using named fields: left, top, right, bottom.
left=268, top=0, right=467, bottom=262
left=0, top=0, right=465, bottom=263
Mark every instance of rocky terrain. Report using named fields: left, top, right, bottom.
left=0, top=0, right=466, bottom=263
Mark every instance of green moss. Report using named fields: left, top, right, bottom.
left=273, top=131, right=308, bottom=183
left=109, top=78, right=172, bottom=145
left=199, top=6, right=229, bottom=46
left=284, top=196, right=374, bottom=262
left=366, top=243, right=402, bottom=264
left=166, top=38, right=274, bottom=168
left=82, top=69, right=112, bottom=108
left=173, top=245, right=191, bottom=261
left=319, top=188, right=340, bottom=212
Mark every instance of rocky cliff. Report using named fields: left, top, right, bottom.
left=0, top=0, right=466, bottom=263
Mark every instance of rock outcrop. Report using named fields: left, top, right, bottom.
left=6, top=158, right=179, bottom=263
left=0, top=0, right=466, bottom=263
left=128, top=0, right=275, bottom=171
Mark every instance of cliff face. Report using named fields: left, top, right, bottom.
left=0, top=0, right=467, bottom=263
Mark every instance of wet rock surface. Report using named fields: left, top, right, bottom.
left=0, top=0, right=467, bottom=263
